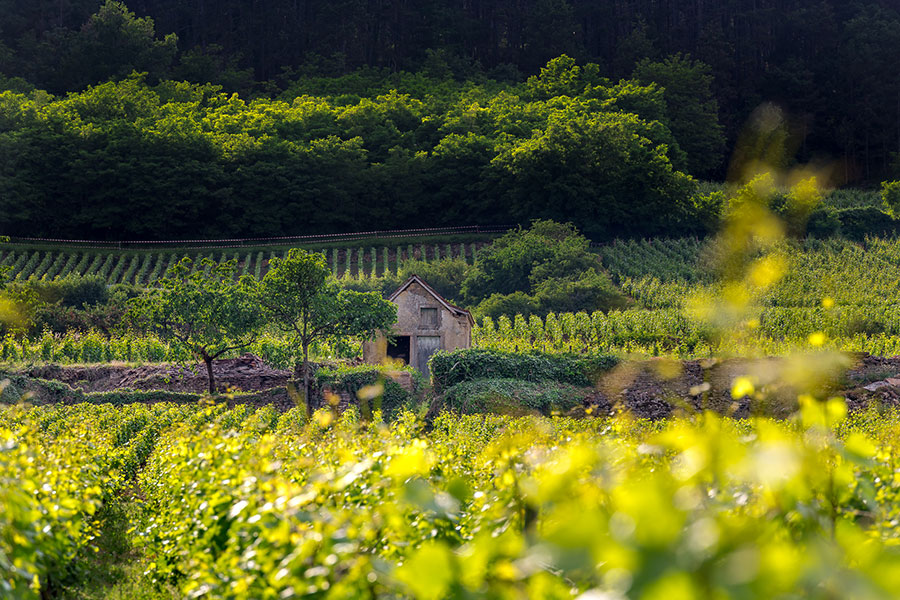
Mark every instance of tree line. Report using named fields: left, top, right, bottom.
left=1, top=0, right=899, bottom=182
left=0, top=55, right=716, bottom=240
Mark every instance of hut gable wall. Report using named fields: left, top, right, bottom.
left=393, top=282, right=469, bottom=345
left=362, top=277, right=472, bottom=375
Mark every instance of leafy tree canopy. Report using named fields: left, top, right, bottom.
left=22, top=1, right=176, bottom=94
left=2, top=0, right=900, bottom=182
left=127, top=257, right=263, bottom=393
left=633, top=53, right=726, bottom=177
left=257, top=249, right=396, bottom=405
left=0, top=62, right=698, bottom=241
left=463, top=220, right=625, bottom=319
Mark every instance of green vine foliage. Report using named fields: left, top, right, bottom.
left=6, top=401, right=900, bottom=598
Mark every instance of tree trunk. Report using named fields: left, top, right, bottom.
left=302, top=341, right=310, bottom=412
left=204, top=354, right=215, bottom=395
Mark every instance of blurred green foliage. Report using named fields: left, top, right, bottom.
left=7, top=401, right=900, bottom=598
left=314, top=363, right=426, bottom=421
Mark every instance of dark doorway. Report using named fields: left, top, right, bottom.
left=387, top=336, right=411, bottom=365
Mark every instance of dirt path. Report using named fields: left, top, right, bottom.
left=54, top=496, right=177, bottom=600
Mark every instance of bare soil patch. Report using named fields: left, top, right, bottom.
left=11, top=352, right=900, bottom=419
left=24, top=354, right=290, bottom=394
left=576, top=354, right=900, bottom=420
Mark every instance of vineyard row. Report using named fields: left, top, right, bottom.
left=6, top=301, right=900, bottom=365
left=0, top=242, right=484, bottom=285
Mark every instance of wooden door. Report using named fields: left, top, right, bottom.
left=415, top=336, right=442, bottom=378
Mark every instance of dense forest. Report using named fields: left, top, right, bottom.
left=1, top=0, right=899, bottom=239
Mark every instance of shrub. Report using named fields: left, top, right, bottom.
left=396, top=257, right=468, bottom=303
left=55, top=275, right=109, bottom=308
left=86, top=388, right=201, bottom=405
left=461, top=220, right=598, bottom=304
left=846, top=316, right=887, bottom=337
left=473, top=291, right=541, bottom=321
left=441, top=377, right=586, bottom=416
left=835, top=206, right=897, bottom=239
left=4, top=274, right=132, bottom=335
left=806, top=205, right=841, bottom=237
left=429, top=348, right=619, bottom=390
left=532, top=270, right=627, bottom=314
left=462, top=220, right=623, bottom=317
left=0, top=379, right=21, bottom=402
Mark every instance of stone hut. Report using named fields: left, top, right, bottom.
left=363, top=275, right=474, bottom=377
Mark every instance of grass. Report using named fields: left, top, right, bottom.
left=56, top=497, right=178, bottom=600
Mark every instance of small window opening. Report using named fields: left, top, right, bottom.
left=420, top=307, right=438, bottom=328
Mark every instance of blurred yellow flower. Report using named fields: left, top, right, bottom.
left=731, top=376, right=755, bottom=399
left=808, top=332, right=826, bottom=347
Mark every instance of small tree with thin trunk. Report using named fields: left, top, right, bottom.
left=128, top=257, right=263, bottom=394
left=257, top=249, right=396, bottom=407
